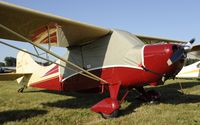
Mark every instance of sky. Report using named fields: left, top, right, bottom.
left=0, top=0, right=200, bottom=62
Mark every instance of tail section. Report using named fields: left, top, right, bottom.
left=16, top=51, right=62, bottom=90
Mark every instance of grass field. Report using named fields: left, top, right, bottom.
left=0, top=79, right=200, bottom=125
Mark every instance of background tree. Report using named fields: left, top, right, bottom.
left=0, top=62, right=5, bottom=67
left=185, top=58, right=200, bottom=66
left=4, top=57, right=16, bottom=67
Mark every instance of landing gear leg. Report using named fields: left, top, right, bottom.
left=91, top=83, right=129, bottom=118
left=135, top=86, right=160, bottom=103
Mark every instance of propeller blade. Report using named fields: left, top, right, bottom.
left=189, top=38, right=195, bottom=44
left=167, top=48, right=185, bottom=66
left=183, top=38, right=195, bottom=51
left=170, top=48, right=185, bottom=63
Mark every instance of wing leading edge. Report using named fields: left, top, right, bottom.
left=136, top=34, right=187, bottom=44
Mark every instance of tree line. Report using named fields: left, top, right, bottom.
left=0, top=56, right=51, bottom=67
left=0, top=57, right=16, bottom=67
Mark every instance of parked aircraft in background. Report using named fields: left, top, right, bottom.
left=0, top=67, right=16, bottom=73
left=176, top=61, right=200, bottom=79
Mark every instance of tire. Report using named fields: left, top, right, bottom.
left=101, top=110, right=119, bottom=119
left=17, top=88, right=24, bottom=93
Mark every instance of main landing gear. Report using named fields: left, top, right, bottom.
left=90, top=85, right=160, bottom=118
left=91, top=84, right=129, bottom=119
left=135, top=86, right=161, bottom=103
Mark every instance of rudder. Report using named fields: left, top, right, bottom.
left=16, top=51, right=61, bottom=90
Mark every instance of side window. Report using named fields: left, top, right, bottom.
left=197, top=63, right=200, bottom=68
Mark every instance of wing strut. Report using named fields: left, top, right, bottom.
left=0, top=24, right=108, bottom=84
left=0, top=40, right=99, bottom=82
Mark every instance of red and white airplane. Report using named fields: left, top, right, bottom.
left=0, top=2, right=200, bottom=118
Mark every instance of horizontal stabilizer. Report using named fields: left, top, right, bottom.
left=0, top=73, right=32, bottom=81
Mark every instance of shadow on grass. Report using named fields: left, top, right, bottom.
left=0, top=109, right=47, bottom=124
left=42, top=92, right=108, bottom=109
left=156, top=81, right=200, bottom=104
left=121, top=81, right=200, bottom=116
left=26, top=81, right=200, bottom=117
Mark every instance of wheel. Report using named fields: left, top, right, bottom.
left=17, top=87, right=24, bottom=93
left=101, top=110, right=119, bottom=119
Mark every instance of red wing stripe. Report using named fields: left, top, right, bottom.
left=43, top=65, right=58, bottom=77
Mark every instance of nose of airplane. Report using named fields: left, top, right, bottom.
left=167, top=39, right=196, bottom=66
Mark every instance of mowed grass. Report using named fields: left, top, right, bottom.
left=0, top=79, right=200, bottom=125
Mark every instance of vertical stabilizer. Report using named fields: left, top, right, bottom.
left=16, top=50, right=61, bottom=90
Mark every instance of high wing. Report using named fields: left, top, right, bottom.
left=0, top=73, right=31, bottom=81
left=136, top=34, right=187, bottom=44
left=0, top=1, right=111, bottom=47
left=0, top=1, right=188, bottom=47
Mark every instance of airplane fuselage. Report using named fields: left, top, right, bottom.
left=28, top=30, right=185, bottom=93
left=61, top=43, right=185, bottom=92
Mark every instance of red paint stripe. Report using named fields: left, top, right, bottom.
left=32, top=32, right=57, bottom=43
left=62, top=66, right=161, bottom=92
left=30, top=76, right=60, bottom=90
left=43, top=65, right=59, bottom=77
left=41, top=33, right=57, bottom=44
left=31, top=23, right=60, bottom=44
left=31, top=23, right=58, bottom=39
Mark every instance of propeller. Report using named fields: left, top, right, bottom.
left=183, top=38, right=195, bottom=52
left=167, top=38, right=196, bottom=66
left=167, top=47, right=185, bottom=65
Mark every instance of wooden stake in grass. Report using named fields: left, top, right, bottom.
left=177, top=79, right=184, bottom=94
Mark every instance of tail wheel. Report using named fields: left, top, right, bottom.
left=17, top=87, right=24, bottom=93
left=101, top=110, right=119, bottom=119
